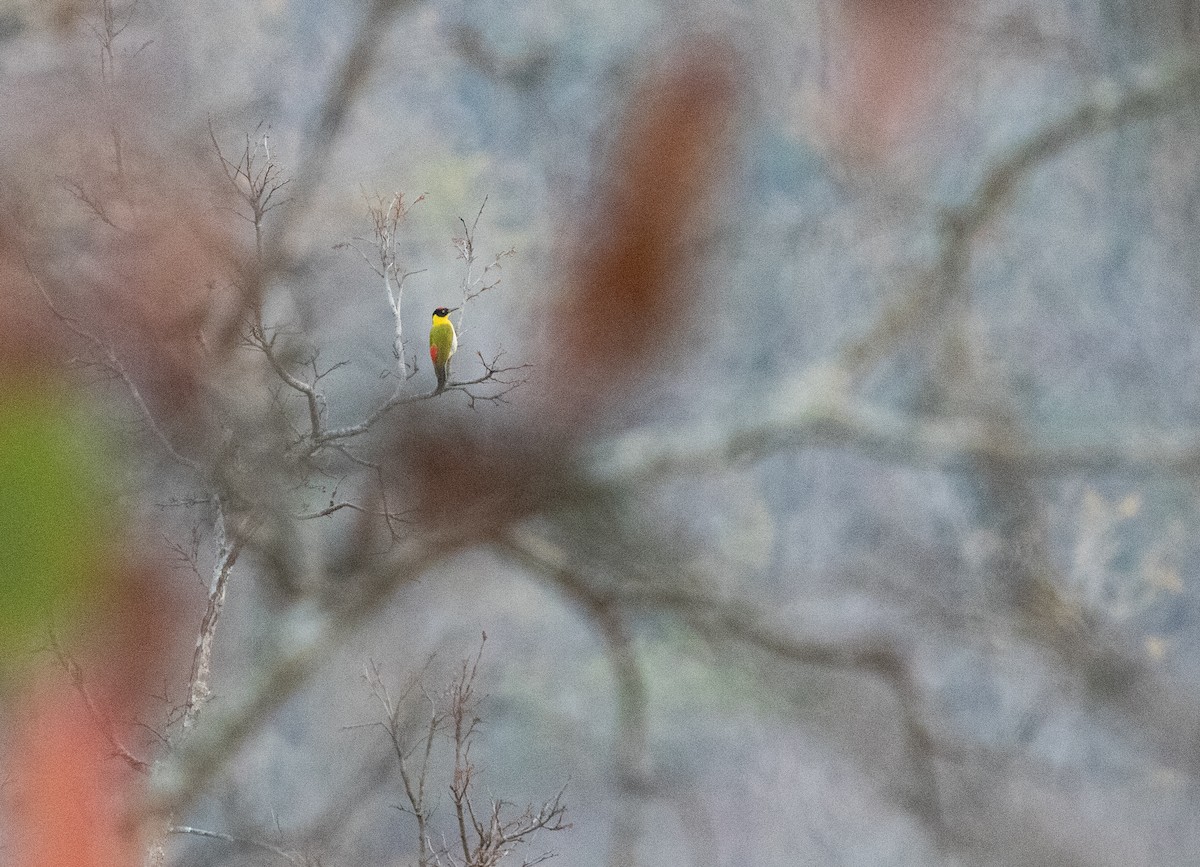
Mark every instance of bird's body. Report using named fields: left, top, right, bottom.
left=429, top=307, right=458, bottom=393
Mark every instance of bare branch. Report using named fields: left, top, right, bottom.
left=24, top=261, right=199, bottom=471
left=315, top=349, right=532, bottom=444
left=164, top=525, right=206, bottom=589
left=314, top=384, right=424, bottom=444
left=245, top=0, right=421, bottom=298
left=354, top=657, right=444, bottom=867
left=182, top=502, right=244, bottom=730
left=209, top=121, right=292, bottom=261
left=48, top=633, right=151, bottom=774
left=444, top=351, right=533, bottom=408
left=168, top=824, right=303, bottom=864
left=248, top=325, right=324, bottom=441
left=453, top=196, right=514, bottom=337
left=144, top=529, right=453, bottom=817
left=350, top=638, right=568, bottom=867
left=448, top=637, right=486, bottom=864
left=294, top=500, right=368, bottom=520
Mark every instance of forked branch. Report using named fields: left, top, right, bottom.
left=348, top=638, right=569, bottom=867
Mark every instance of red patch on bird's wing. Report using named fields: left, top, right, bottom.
left=430, top=345, right=438, bottom=363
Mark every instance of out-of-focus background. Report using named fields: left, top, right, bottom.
left=4, top=1, right=1200, bottom=865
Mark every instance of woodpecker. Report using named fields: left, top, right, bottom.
left=429, top=306, right=458, bottom=393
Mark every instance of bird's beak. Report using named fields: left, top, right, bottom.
left=448, top=306, right=461, bottom=312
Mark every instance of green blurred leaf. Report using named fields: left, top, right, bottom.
left=0, top=381, right=108, bottom=666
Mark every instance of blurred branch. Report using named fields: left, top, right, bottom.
left=511, top=511, right=1200, bottom=855
left=504, top=519, right=1200, bottom=857
left=499, top=533, right=650, bottom=793
left=589, top=367, right=1200, bottom=486
left=57, top=175, right=121, bottom=229
left=825, top=42, right=1200, bottom=707
left=587, top=354, right=1200, bottom=662
left=445, top=19, right=552, bottom=90
left=509, top=527, right=1170, bottom=863
left=86, top=0, right=135, bottom=174
left=932, top=326, right=1081, bottom=647
left=500, top=529, right=651, bottom=867
left=502, top=525, right=949, bottom=852
left=634, top=581, right=950, bottom=835
left=840, top=51, right=1200, bottom=375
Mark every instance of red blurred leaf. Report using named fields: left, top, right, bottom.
left=551, top=41, right=743, bottom=416
left=829, top=0, right=952, bottom=155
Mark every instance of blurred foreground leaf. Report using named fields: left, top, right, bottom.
left=0, top=380, right=108, bottom=668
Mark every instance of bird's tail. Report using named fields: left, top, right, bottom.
left=434, top=363, right=448, bottom=394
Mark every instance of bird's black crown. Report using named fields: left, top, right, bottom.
left=433, top=306, right=451, bottom=317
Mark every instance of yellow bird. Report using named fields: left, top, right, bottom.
left=429, top=306, right=458, bottom=393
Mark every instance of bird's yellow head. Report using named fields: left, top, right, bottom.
left=432, top=306, right=453, bottom=321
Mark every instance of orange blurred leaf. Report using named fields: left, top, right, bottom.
left=10, top=685, right=142, bottom=867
